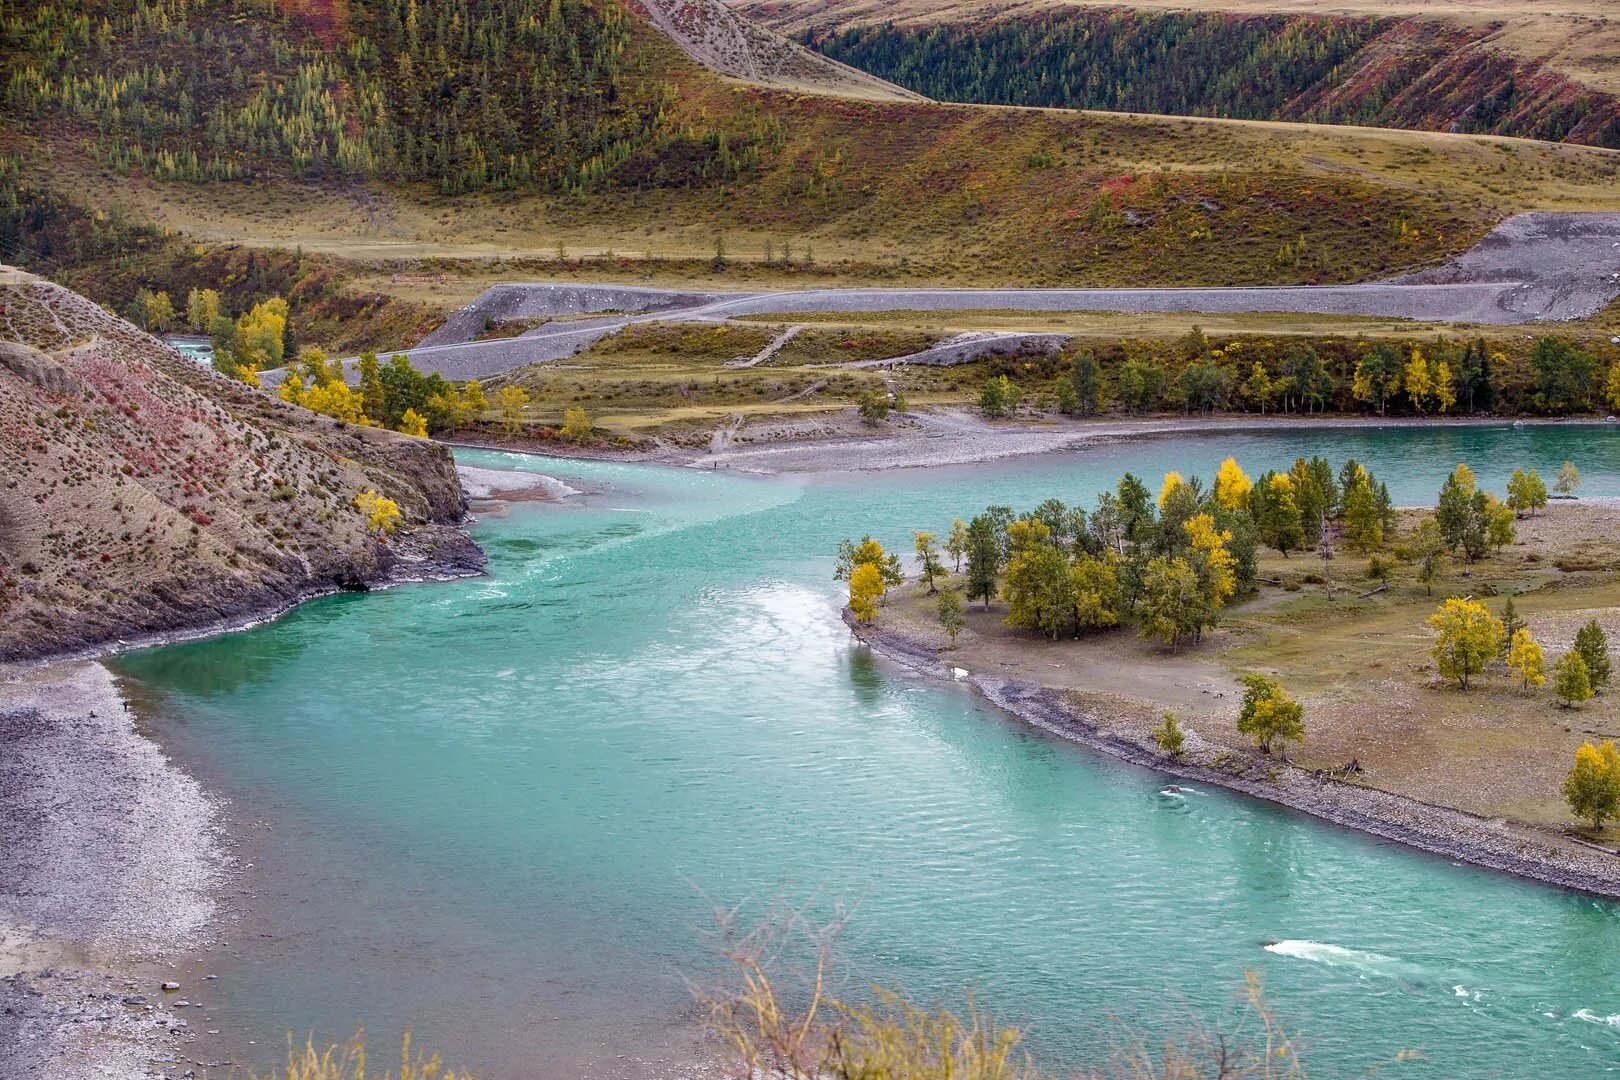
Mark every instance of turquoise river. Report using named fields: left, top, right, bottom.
left=117, top=425, right=1620, bottom=1078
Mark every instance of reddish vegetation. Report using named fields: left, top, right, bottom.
left=275, top=0, right=351, bottom=48
left=1287, top=21, right=1620, bottom=148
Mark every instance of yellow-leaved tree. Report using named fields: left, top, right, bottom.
left=560, top=407, right=593, bottom=442
left=186, top=287, right=222, bottom=332
left=1213, top=457, right=1252, bottom=511
left=494, top=386, right=530, bottom=434
left=278, top=348, right=373, bottom=425
left=1432, top=360, right=1457, bottom=413
left=1564, top=741, right=1620, bottom=829
left=398, top=408, right=429, bottom=437
left=1184, top=512, right=1236, bottom=608
left=355, top=489, right=402, bottom=535
left=1427, top=597, right=1503, bottom=690
left=231, top=297, right=289, bottom=377
left=1507, top=628, right=1545, bottom=691
left=1236, top=672, right=1305, bottom=755
left=1403, top=347, right=1432, bottom=412
left=849, top=562, right=884, bottom=623
left=1157, top=471, right=1189, bottom=509
left=461, top=380, right=490, bottom=417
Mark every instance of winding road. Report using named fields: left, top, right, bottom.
left=315, top=213, right=1620, bottom=382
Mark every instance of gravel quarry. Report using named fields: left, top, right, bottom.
left=341, top=212, right=1620, bottom=382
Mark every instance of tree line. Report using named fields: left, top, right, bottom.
left=811, top=11, right=1388, bottom=124
left=841, top=453, right=1397, bottom=651
left=808, top=11, right=1620, bottom=149
left=842, top=453, right=1620, bottom=832
left=978, top=330, right=1620, bottom=419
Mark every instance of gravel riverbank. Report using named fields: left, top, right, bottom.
left=0, top=662, right=224, bottom=1079
left=846, top=612, right=1620, bottom=901
left=469, top=412, right=1614, bottom=477
left=0, top=517, right=488, bottom=1076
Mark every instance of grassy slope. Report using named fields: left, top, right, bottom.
left=794, top=8, right=1620, bottom=149
left=8, top=2, right=1620, bottom=297
left=735, top=0, right=1620, bottom=96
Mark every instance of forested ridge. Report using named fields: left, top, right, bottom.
left=809, top=11, right=1620, bottom=150
left=1, top=0, right=771, bottom=193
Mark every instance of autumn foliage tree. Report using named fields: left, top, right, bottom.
left=1564, top=741, right=1620, bottom=829
left=848, top=563, right=884, bottom=623
left=1236, top=672, right=1305, bottom=754
left=1427, top=598, right=1503, bottom=689
left=1506, top=628, right=1545, bottom=691
left=355, top=488, right=402, bottom=535
left=1213, top=457, right=1252, bottom=511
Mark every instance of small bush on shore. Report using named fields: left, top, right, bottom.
left=1153, top=712, right=1185, bottom=758
left=255, top=1032, right=474, bottom=1080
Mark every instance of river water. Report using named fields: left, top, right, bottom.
left=116, top=424, right=1620, bottom=1078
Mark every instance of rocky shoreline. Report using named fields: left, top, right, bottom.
left=0, top=524, right=488, bottom=1078
left=845, top=612, right=1620, bottom=901
left=0, top=662, right=224, bottom=1079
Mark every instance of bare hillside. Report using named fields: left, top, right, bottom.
left=0, top=270, right=481, bottom=661
left=633, top=0, right=923, bottom=99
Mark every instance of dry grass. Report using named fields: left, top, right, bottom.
left=252, top=1033, right=474, bottom=1080
left=698, top=903, right=1317, bottom=1079
left=483, top=321, right=955, bottom=439
left=883, top=502, right=1620, bottom=832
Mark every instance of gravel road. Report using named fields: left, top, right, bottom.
left=320, top=212, right=1620, bottom=382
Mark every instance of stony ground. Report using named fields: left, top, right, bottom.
left=0, top=662, right=223, bottom=1080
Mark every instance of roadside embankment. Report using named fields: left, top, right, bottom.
left=845, top=611, right=1620, bottom=900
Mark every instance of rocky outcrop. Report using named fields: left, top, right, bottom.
left=630, top=0, right=923, bottom=100
left=0, top=272, right=484, bottom=661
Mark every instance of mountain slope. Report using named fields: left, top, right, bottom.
left=0, top=269, right=481, bottom=661
left=6, top=0, right=1620, bottom=298
left=742, top=0, right=1620, bottom=149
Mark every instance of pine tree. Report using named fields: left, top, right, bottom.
left=1574, top=620, right=1611, bottom=690
left=937, top=587, right=966, bottom=645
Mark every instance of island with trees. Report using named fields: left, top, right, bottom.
left=839, top=456, right=1620, bottom=896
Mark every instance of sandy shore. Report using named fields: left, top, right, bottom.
left=846, top=612, right=1620, bottom=900
left=0, top=661, right=225, bottom=1079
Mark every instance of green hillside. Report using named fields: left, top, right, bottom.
left=1, top=0, right=766, bottom=194
left=806, top=10, right=1620, bottom=149
left=4, top=0, right=1620, bottom=320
